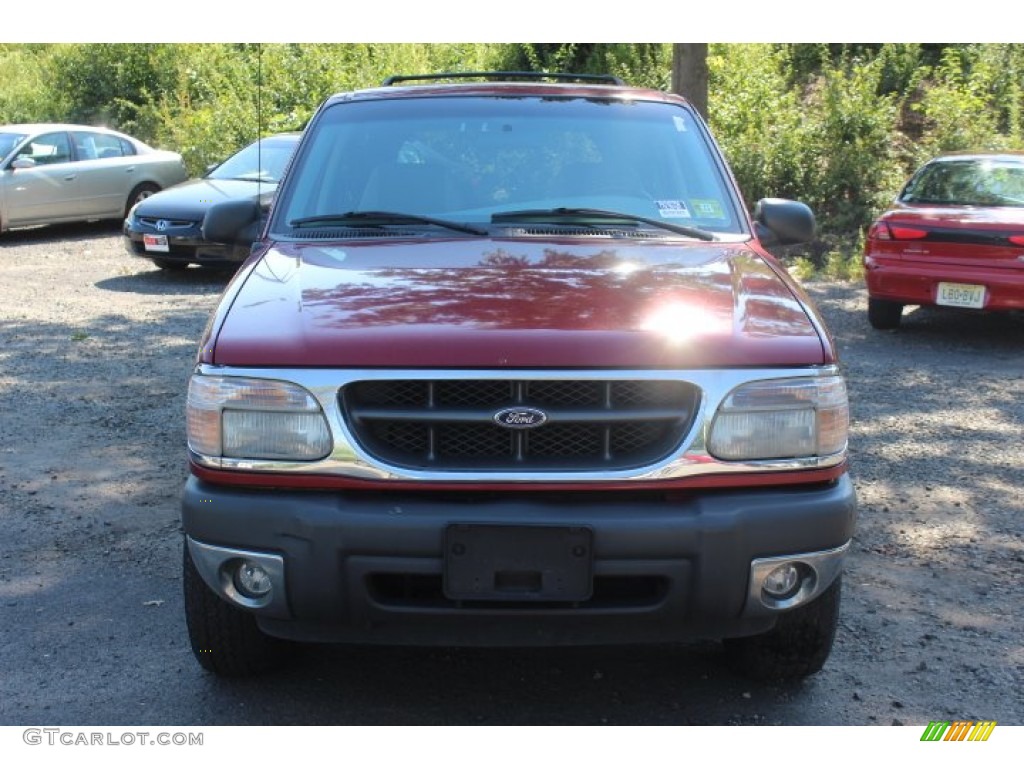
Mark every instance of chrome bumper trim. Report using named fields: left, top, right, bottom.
left=187, top=537, right=289, bottom=618
left=742, top=541, right=850, bottom=617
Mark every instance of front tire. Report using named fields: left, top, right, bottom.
left=183, top=542, right=289, bottom=677
left=867, top=297, right=903, bottom=329
left=724, top=575, right=842, bottom=681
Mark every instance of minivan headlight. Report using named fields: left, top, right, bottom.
left=187, top=375, right=332, bottom=461
left=708, top=376, right=848, bottom=461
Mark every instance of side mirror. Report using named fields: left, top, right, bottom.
left=753, top=198, right=815, bottom=247
left=11, top=157, right=36, bottom=170
left=202, top=198, right=261, bottom=244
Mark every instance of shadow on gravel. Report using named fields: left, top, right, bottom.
left=189, top=641, right=807, bottom=726
left=96, top=268, right=233, bottom=296
left=1, top=220, right=122, bottom=244
left=0, top=307, right=211, bottom=542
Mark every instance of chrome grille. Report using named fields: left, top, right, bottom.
left=340, top=379, right=699, bottom=471
left=528, top=423, right=603, bottom=458
left=139, top=217, right=195, bottom=229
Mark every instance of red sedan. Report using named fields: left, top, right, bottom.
left=863, top=152, right=1024, bottom=329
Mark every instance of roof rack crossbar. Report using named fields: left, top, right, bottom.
left=382, top=71, right=626, bottom=87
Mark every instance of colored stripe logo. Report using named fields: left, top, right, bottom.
left=920, top=721, right=997, bottom=742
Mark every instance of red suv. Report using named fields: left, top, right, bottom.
left=184, top=73, right=856, bottom=680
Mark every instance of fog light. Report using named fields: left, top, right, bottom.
left=763, top=563, right=801, bottom=599
left=235, top=561, right=273, bottom=598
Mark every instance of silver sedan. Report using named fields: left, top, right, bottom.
left=0, top=123, right=188, bottom=233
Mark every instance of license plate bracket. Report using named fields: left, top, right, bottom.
left=444, top=524, right=593, bottom=602
left=936, top=281, right=985, bottom=309
left=143, top=234, right=170, bottom=253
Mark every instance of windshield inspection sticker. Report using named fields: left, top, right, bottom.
left=690, top=198, right=726, bottom=219
left=655, top=200, right=692, bottom=219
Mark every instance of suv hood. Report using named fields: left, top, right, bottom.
left=210, top=239, right=827, bottom=368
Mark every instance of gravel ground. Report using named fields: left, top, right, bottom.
left=0, top=222, right=1021, bottom=726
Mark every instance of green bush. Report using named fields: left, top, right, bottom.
left=132, top=44, right=512, bottom=175
left=510, top=44, right=672, bottom=89
left=803, top=54, right=905, bottom=233
left=711, top=45, right=904, bottom=238
left=0, top=45, right=68, bottom=124
left=709, top=44, right=813, bottom=206
left=916, top=46, right=1017, bottom=159
left=48, top=43, right=181, bottom=130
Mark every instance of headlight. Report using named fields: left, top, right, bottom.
left=708, top=376, right=848, bottom=461
left=187, top=375, right=332, bottom=461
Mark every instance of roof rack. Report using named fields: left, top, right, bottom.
left=381, top=71, right=626, bottom=87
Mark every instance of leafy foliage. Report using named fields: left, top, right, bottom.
left=510, top=43, right=672, bottom=89
left=0, top=45, right=68, bottom=124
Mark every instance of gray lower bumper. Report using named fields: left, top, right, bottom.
left=182, top=474, right=856, bottom=646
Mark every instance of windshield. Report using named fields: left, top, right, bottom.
left=0, top=132, right=29, bottom=162
left=209, top=136, right=297, bottom=182
left=901, top=158, right=1024, bottom=207
left=272, top=96, right=745, bottom=236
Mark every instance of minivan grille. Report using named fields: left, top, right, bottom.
left=340, top=379, right=699, bottom=471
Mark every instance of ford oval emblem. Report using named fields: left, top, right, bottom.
left=493, top=407, right=548, bottom=430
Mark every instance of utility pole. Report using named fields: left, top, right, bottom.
left=671, top=43, right=709, bottom=120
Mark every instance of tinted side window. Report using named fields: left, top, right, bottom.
left=72, top=131, right=132, bottom=161
left=16, top=132, right=71, bottom=165
left=93, top=133, right=131, bottom=159
left=72, top=131, right=99, bottom=160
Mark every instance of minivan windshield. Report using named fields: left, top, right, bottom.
left=272, top=95, right=745, bottom=237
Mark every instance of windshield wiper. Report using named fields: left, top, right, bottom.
left=290, top=210, right=486, bottom=236
left=491, top=207, right=716, bottom=241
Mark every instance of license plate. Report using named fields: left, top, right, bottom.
left=143, top=234, right=169, bottom=253
left=444, top=524, right=593, bottom=601
left=936, top=282, right=985, bottom=309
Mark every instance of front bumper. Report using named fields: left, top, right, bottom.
left=182, top=473, right=856, bottom=646
left=122, top=221, right=249, bottom=266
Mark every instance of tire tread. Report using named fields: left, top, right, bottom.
left=724, top=576, right=842, bottom=681
left=867, top=297, right=903, bottom=329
